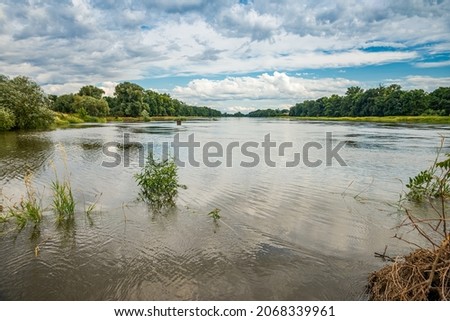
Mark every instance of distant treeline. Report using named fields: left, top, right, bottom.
left=222, top=108, right=289, bottom=118
left=289, top=85, right=450, bottom=117
left=52, top=82, right=221, bottom=118
left=223, top=85, right=450, bottom=118
left=0, top=75, right=222, bottom=131
left=2, top=73, right=450, bottom=132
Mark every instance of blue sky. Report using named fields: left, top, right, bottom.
left=1, top=0, right=450, bottom=113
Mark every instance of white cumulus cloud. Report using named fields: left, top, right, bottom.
left=172, top=72, right=360, bottom=112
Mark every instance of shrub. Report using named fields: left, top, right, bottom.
left=73, top=95, right=109, bottom=117
left=135, top=154, right=185, bottom=210
left=406, top=138, right=450, bottom=202
left=141, top=109, right=150, bottom=121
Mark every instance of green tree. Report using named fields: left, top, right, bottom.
left=288, top=84, right=448, bottom=118
left=0, top=107, right=15, bottom=131
left=402, top=89, right=428, bottom=116
left=53, top=94, right=76, bottom=113
left=72, top=95, right=109, bottom=117
left=429, top=87, right=450, bottom=115
left=114, top=82, right=148, bottom=117
left=78, top=85, right=105, bottom=99
left=104, top=96, right=119, bottom=115
left=0, top=75, right=54, bottom=130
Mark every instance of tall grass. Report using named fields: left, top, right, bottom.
left=8, top=175, right=43, bottom=230
left=51, top=178, right=75, bottom=224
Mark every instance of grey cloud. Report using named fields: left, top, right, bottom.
left=5, top=2, right=91, bottom=40
left=188, top=48, right=224, bottom=61
left=212, top=3, right=281, bottom=41
left=0, top=0, right=449, bottom=95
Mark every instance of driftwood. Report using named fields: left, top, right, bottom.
left=368, top=237, right=450, bottom=300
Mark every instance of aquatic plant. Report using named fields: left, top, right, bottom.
left=369, top=138, right=450, bottom=300
left=208, top=208, right=221, bottom=222
left=51, top=177, right=75, bottom=224
left=135, top=154, right=185, bottom=210
left=8, top=175, right=43, bottom=230
left=85, top=193, right=102, bottom=216
left=0, top=213, right=9, bottom=223
left=406, top=137, right=450, bottom=202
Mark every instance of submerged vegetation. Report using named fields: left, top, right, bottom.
left=5, top=175, right=43, bottom=235
left=135, top=154, right=186, bottom=210
left=51, top=177, right=75, bottom=225
left=406, top=142, right=450, bottom=202
left=208, top=208, right=221, bottom=222
left=369, top=139, right=450, bottom=300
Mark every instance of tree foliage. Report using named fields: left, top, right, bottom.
left=78, top=85, right=105, bottom=99
left=0, top=107, right=15, bottom=131
left=53, top=94, right=76, bottom=113
left=72, top=95, right=109, bottom=117
left=247, top=108, right=289, bottom=117
left=289, top=85, right=450, bottom=117
left=0, top=75, right=54, bottom=130
left=108, top=84, right=221, bottom=117
left=113, top=82, right=148, bottom=117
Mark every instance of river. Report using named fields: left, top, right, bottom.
left=0, top=118, right=447, bottom=300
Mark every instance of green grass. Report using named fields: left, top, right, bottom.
left=54, top=112, right=106, bottom=127
left=53, top=112, right=84, bottom=126
left=8, top=176, right=43, bottom=230
left=285, top=116, right=450, bottom=124
left=81, top=115, right=107, bottom=123
left=0, top=214, right=9, bottom=223
left=51, top=178, right=75, bottom=224
left=85, top=193, right=101, bottom=216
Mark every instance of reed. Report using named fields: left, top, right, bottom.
left=8, top=174, right=43, bottom=230
left=51, top=178, right=75, bottom=224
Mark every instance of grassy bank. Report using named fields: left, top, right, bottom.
left=105, top=116, right=218, bottom=122
left=284, top=115, right=450, bottom=124
left=53, top=112, right=106, bottom=127
left=53, top=113, right=217, bottom=128
left=105, top=116, right=188, bottom=122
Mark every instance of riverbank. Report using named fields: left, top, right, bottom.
left=105, top=116, right=216, bottom=122
left=53, top=113, right=216, bottom=127
left=284, top=115, right=450, bottom=124
left=51, top=113, right=450, bottom=129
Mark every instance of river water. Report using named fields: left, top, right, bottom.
left=0, top=118, right=447, bottom=300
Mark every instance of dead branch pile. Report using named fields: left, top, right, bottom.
left=368, top=237, right=450, bottom=300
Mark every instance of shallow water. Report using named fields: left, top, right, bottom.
left=0, top=119, right=447, bottom=300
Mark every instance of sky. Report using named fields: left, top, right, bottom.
left=1, top=0, right=450, bottom=113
